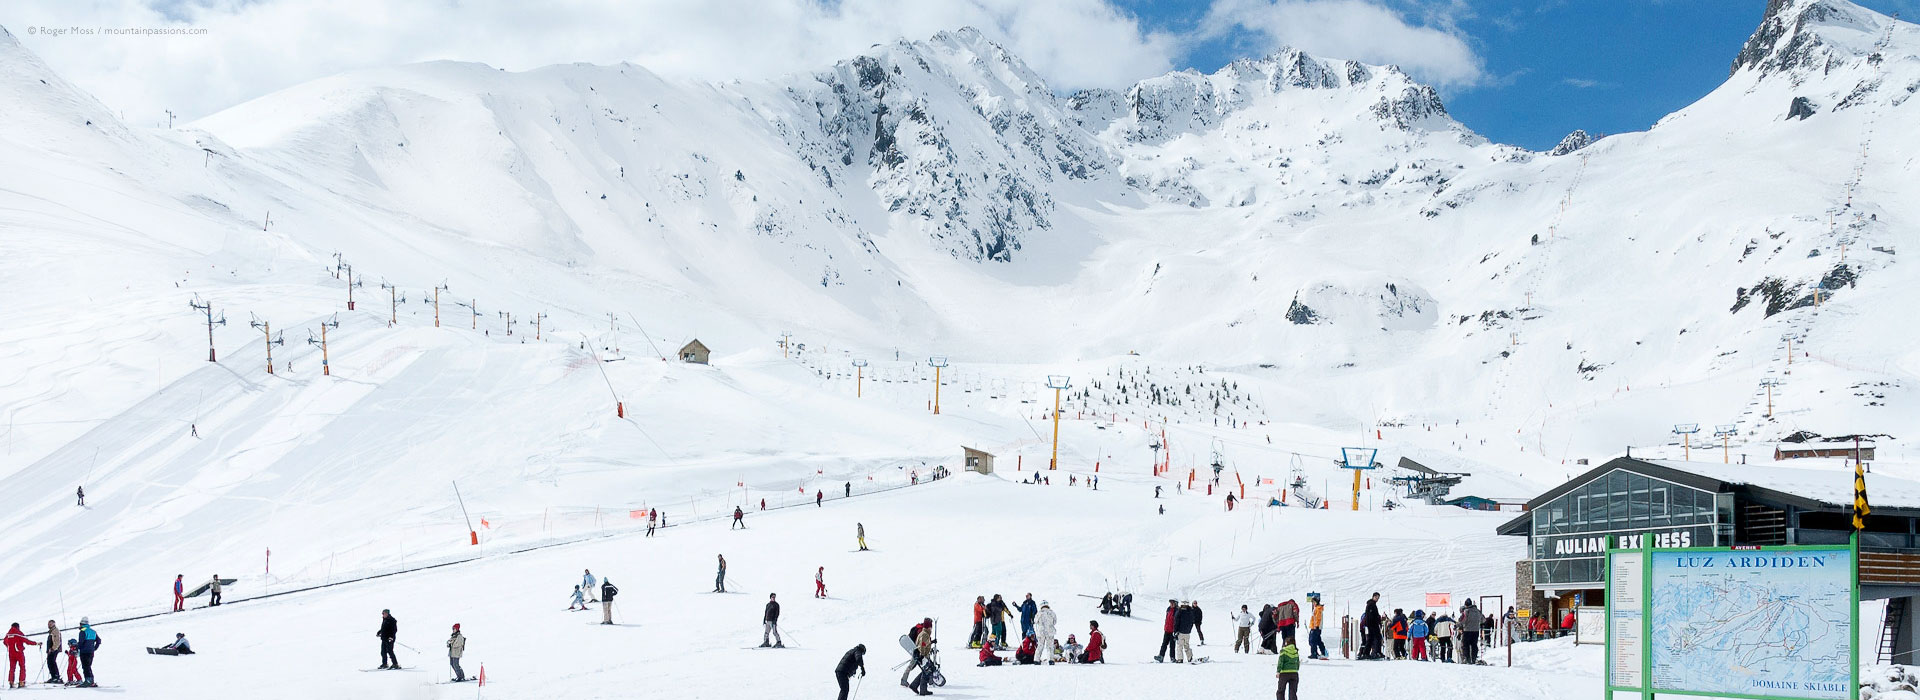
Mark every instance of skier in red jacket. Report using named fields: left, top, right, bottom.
left=1083, top=621, right=1106, bottom=663
left=4, top=623, right=41, bottom=688
left=173, top=575, right=185, bottom=612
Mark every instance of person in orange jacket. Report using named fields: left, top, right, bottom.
left=970, top=596, right=987, bottom=648
left=4, top=623, right=41, bottom=688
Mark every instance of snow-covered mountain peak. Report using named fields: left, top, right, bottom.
left=1732, top=0, right=1899, bottom=77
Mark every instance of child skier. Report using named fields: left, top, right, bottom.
left=570, top=585, right=587, bottom=611
left=1409, top=611, right=1430, bottom=661
left=63, top=640, right=79, bottom=685
left=1275, top=638, right=1301, bottom=700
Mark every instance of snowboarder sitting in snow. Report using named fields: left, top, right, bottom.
left=977, top=635, right=1004, bottom=666
left=1013, top=635, right=1038, bottom=665
left=147, top=633, right=193, bottom=655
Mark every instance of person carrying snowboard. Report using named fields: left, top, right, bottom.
left=601, top=579, right=619, bottom=625
left=902, top=617, right=933, bottom=687
left=173, top=575, right=185, bottom=612
left=815, top=567, right=827, bottom=599
left=833, top=644, right=865, bottom=700
left=5, top=623, right=39, bottom=688
left=376, top=609, right=400, bottom=669
left=446, top=624, right=467, bottom=682
left=583, top=569, right=598, bottom=602
left=761, top=593, right=784, bottom=648
left=715, top=555, right=727, bottom=593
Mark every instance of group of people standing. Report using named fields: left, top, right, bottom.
left=3, top=619, right=100, bottom=688
left=1237, top=593, right=1327, bottom=660
left=1357, top=595, right=1488, bottom=665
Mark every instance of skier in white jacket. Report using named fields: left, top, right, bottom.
left=1233, top=605, right=1258, bottom=653
left=1034, top=601, right=1059, bottom=664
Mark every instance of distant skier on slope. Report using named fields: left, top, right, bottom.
left=760, top=593, right=784, bottom=648
left=856, top=523, right=867, bottom=551
left=844, top=481, right=851, bottom=498
left=815, top=567, right=827, bottom=598
left=732, top=507, right=745, bottom=529
left=816, top=490, right=824, bottom=507
left=172, top=575, right=185, bottom=612
left=601, top=579, right=619, bottom=625
left=75, top=486, right=84, bottom=507
left=376, top=610, right=400, bottom=669
left=715, top=555, right=727, bottom=593
left=207, top=574, right=222, bottom=607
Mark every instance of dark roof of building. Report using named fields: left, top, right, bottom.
left=1496, top=456, right=1920, bottom=536
left=1396, top=457, right=1439, bottom=476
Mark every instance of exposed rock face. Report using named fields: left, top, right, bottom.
left=1787, top=96, right=1818, bottom=119
left=1550, top=129, right=1595, bottom=156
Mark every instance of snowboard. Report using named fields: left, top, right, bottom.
left=144, top=647, right=192, bottom=655
left=183, top=578, right=237, bottom=598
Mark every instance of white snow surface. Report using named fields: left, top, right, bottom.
left=0, top=0, right=1913, bottom=697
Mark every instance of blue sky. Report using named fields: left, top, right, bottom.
left=1122, top=0, right=1920, bottom=150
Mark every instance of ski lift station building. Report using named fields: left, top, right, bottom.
left=678, top=339, right=711, bottom=364
left=963, top=447, right=995, bottom=475
left=1496, top=456, right=1920, bottom=663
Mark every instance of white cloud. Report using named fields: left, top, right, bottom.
left=1, top=0, right=1179, bottom=124
left=1199, top=0, right=1484, bottom=87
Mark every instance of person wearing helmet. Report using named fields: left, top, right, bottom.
left=446, top=624, right=468, bottom=682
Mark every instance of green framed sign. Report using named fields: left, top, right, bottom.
left=1606, top=535, right=1858, bottom=700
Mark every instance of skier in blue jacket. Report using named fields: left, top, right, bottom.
left=1018, top=594, right=1039, bottom=639
left=74, top=620, right=100, bottom=688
